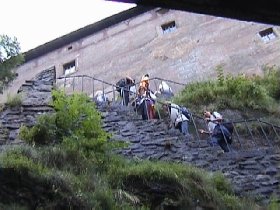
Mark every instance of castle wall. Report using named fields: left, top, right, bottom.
left=1, top=8, right=280, bottom=101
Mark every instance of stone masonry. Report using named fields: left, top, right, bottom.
left=0, top=67, right=55, bottom=145
left=2, top=7, right=280, bottom=102
left=0, top=69, right=279, bottom=206
left=99, top=104, right=280, bottom=206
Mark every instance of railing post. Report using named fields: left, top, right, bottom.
left=112, top=85, right=116, bottom=102
left=72, top=77, right=75, bottom=92
left=64, top=77, right=66, bottom=91
left=92, top=78, right=95, bottom=98
left=232, top=123, right=243, bottom=149
left=271, top=124, right=280, bottom=141
left=102, top=82, right=105, bottom=102
left=258, top=120, right=271, bottom=147
left=190, top=114, right=201, bottom=145
left=244, top=120, right=257, bottom=147
left=220, top=124, right=232, bottom=152
left=120, top=88, right=124, bottom=106
left=82, top=75, right=84, bottom=93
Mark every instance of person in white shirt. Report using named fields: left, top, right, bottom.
left=202, top=111, right=223, bottom=133
left=94, top=90, right=109, bottom=105
left=155, top=81, right=174, bottom=99
left=163, top=102, right=190, bottom=135
left=199, top=110, right=224, bottom=147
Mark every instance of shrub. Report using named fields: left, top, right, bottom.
left=0, top=148, right=48, bottom=176
left=174, top=65, right=280, bottom=115
left=51, top=90, right=106, bottom=140
left=19, top=114, right=57, bottom=145
left=108, top=160, right=256, bottom=209
left=258, top=65, right=280, bottom=100
left=20, top=90, right=109, bottom=147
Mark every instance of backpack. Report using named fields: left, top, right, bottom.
left=180, top=106, right=191, bottom=120
left=219, top=123, right=233, bottom=144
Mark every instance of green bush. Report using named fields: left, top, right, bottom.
left=108, top=160, right=256, bottom=209
left=0, top=148, right=48, bottom=176
left=258, top=65, right=280, bottom=100
left=51, top=90, right=106, bottom=139
left=211, top=172, right=233, bottom=194
left=174, top=65, right=280, bottom=115
left=20, top=90, right=109, bottom=147
left=19, top=114, right=57, bottom=145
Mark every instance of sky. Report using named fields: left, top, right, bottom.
left=0, top=0, right=136, bottom=52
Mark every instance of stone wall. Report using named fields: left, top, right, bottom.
left=0, top=67, right=55, bottom=145
left=1, top=8, right=280, bottom=102
left=0, top=68, right=279, bottom=206
left=100, top=104, right=280, bottom=205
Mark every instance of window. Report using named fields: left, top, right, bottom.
left=63, top=60, right=76, bottom=76
left=259, top=28, right=277, bottom=42
left=161, top=21, right=176, bottom=34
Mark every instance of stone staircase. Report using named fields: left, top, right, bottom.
left=98, top=103, right=280, bottom=205
left=0, top=67, right=55, bottom=145
left=0, top=66, right=278, bottom=205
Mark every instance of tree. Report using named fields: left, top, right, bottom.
left=0, top=34, right=24, bottom=93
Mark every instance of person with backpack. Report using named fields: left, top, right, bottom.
left=199, top=111, right=233, bottom=152
left=116, top=76, right=135, bottom=106
left=202, top=110, right=223, bottom=133
left=163, top=102, right=190, bottom=135
left=208, top=122, right=233, bottom=152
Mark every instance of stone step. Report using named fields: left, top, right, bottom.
left=21, top=106, right=54, bottom=112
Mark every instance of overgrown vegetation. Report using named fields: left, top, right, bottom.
left=174, top=65, right=280, bottom=118
left=0, top=90, right=260, bottom=209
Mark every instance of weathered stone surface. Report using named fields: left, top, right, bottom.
left=97, top=102, right=280, bottom=206
left=0, top=67, right=55, bottom=144
left=0, top=65, right=279, bottom=206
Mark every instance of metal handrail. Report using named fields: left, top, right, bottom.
left=56, top=74, right=280, bottom=151
left=190, top=113, right=280, bottom=151
left=56, top=74, right=186, bottom=104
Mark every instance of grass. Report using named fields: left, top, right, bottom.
left=173, top=65, right=280, bottom=117
left=107, top=160, right=257, bottom=209
left=0, top=87, right=274, bottom=209
left=6, top=93, right=23, bottom=108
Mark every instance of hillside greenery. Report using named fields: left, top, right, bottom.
left=0, top=90, right=267, bottom=209
left=0, top=32, right=278, bottom=209
left=174, top=65, right=280, bottom=122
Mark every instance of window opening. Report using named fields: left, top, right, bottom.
left=63, top=60, right=76, bottom=75
left=161, top=21, right=176, bottom=34
left=259, top=28, right=276, bottom=42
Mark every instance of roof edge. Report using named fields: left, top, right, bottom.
left=24, top=5, right=154, bottom=62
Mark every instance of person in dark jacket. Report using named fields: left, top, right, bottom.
left=199, top=111, right=233, bottom=152
left=116, top=76, right=135, bottom=106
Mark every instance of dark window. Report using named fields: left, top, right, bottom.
left=161, top=21, right=176, bottom=34
left=63, top=60, right=76, bottom=75
left=259, top=28, right=276, bottom=42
